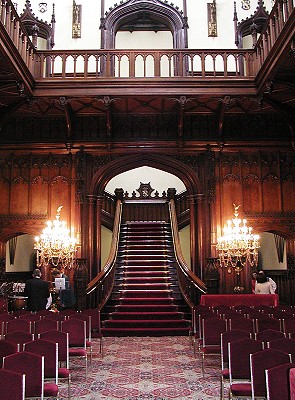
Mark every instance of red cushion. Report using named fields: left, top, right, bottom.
left=230, top=383, right=252, bottom=396
left=44, top=383, right=59, bottom=397
left=58, top=368, right=70, bottom=378
left=69, top=348, right=87, bottom=357
left=221, top=368, right=229, bottom=378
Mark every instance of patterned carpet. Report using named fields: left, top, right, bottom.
left=58, top=336, right=223, bottom=400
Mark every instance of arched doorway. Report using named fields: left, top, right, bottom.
left=84, top=154, right=206, bottom=281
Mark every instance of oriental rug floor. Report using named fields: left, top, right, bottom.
left=58, top=336, right=224, bottom=400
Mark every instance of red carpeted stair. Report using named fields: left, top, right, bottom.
left=101, top=221, right=191, bottom=336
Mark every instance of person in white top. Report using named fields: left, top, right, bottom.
left=255, top=272, right=275, bottom=294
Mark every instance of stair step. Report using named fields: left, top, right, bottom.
left=114, top=304, right=178, bottom=312
left=121, top=270, right=169, bottom=276
left=120, top=283, right=171, bottom=290
left=116, top=267, right=172, bottom=273
left=103, top=319, right=190, bottom=328
left=110, top=311, right=185, bottom=320
left=101, top=327, right=190, bottom=337
left=121, top=290, right=172, bottom=298
left=116, top=297, right=174, bottom=305
left=117, top=260, right=173, bottom=266
left=122, top=277, right=171, bottom=284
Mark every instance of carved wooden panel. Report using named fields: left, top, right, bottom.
left=242, top=174, right=260, bottom=212
left=282, top=179, right=295, bottom=212
left=0, top=181, right=9, bottom=214
left=262, top=176, right=280, bottom=212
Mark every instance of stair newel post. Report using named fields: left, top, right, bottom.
left=96, top=196, right=104, bottom=273
left=86, top=194, right=97, bottom=282
left=73, top=258, right=89, bottom=310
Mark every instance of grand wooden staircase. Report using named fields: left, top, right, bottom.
left=101, top=221, right=191, bottom=336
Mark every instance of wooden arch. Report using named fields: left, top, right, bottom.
left=102, top=0, right=186, bottom=49
left=86, top=154, right=206, bottom=278
left=90, top=153, right=201, bottom=196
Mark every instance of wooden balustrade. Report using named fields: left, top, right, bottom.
left=86, top=198, right=122, bottom=309
left=1, top=0, right=294, bottom=83
left=254, top=0, right=294, bottom=70
left=0, top=0, right=35, bottom=75
left=169, top=198, right=207, bottom=308
left=33, top=49, right=256, bottom=79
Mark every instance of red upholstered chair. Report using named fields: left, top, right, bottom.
left=59, top=309, right=78, bottom=317
left=256, top=316, right=282, bottom=332
left=220, top=329, right=251, bottom=400
left=0, top=369, right=25, bottom=400
left=228, top=316, right=256, bottom=335
left=4, top=330, right=34, bottom=347
left=266, top=362, right=295, bottom=400
left=35, top=317, right=59, bottom=335
left=250, top=349, right=291, bottom=399
left=18, top=312, right=41, bottom=321
left=24, top=339, right=58, bottom=384
left=232, top=305, right=252, bottom=316
left=0, top=313, right=15, bottom=337
left=282, top=317, right=295, bottom=337
left=255, top=329, right=285, bottom=346
left=12, top=309, right=31, bottom=317
left=40, top=330, right=70, bottom=369
left=69, top=313, right=93, bottom=364
left=61, top=319, right=88, bottom=377
left=290, top=368, right=295, bottom=400
left=228, top=337, right=263, bottom=399
left=81, top=308, right=103, bottom=355
left=36, top=309, right=54, bottom=317
left=268, top=337, right=295, bottom=362
left=39, top=329, right=71, bottom=396
left=253, top=305, right=273, bottom=314
left=0, top=339, right=19, bottom=367
left=191, top=308, right=214, bottom=355
left=6, top=318, right=32, bottom=334
left=200, top=316, right=227, bottom=376
left=3, top=351, right=59, bottom=399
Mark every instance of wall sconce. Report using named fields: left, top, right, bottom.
left=208, top=1, right=217, bottom=37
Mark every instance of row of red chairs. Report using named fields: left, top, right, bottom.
left=191, top=304, right=295, bottom=399
left=0, top=332, right=71, bottom=399
left=0, top=315, right=100, bottom=398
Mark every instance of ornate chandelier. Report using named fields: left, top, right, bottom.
left=217, top=204, right=260, bottom=268
left=34, top=206, right=77, bottom=269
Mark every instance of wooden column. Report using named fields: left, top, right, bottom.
left=86, top=195, right=97, bottom=282
left=96, top=196, right=104, bottom=273
left=73, top=258, right=88, bottom=310
left=188, top=195, right=198, bottom=276
left=196, top=193, right=205, bottom=280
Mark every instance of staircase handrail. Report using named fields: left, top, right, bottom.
left=169, top=198, right=207, bottom=308
left=86, top=198, right=122, bottom=310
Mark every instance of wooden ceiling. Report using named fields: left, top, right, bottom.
left=0, top=6, right=294, bottom=153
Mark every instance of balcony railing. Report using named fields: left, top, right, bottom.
left=0, top=0, right=294, bottom=82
